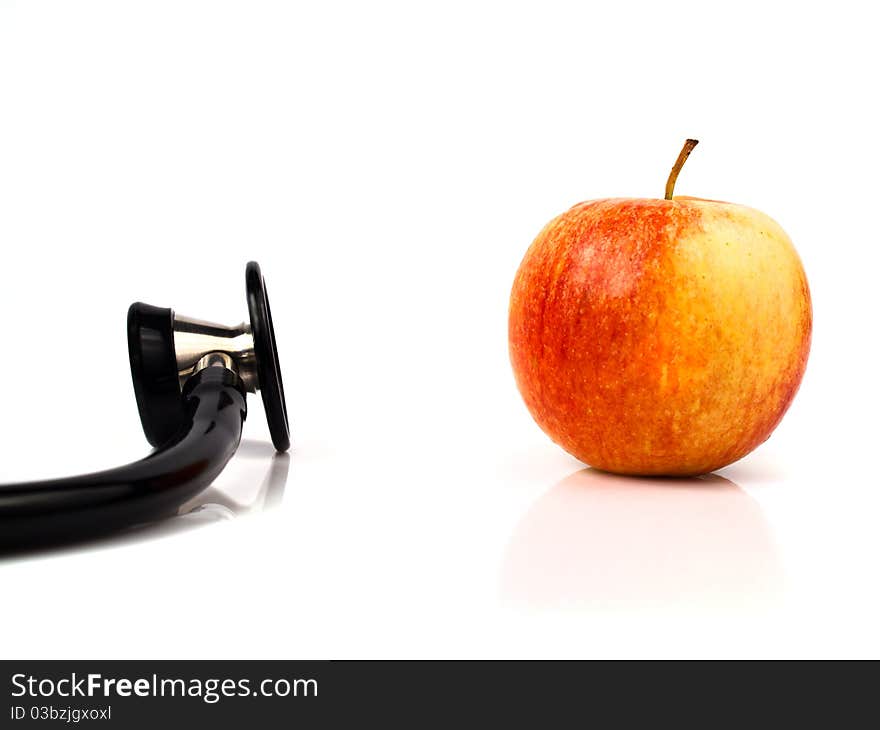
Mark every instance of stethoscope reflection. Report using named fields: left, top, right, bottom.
left=0, top=443, right=290, bottom=560
left=501, top=468, right=782, bottom=611
left=174, top=440, right=290, bottom=526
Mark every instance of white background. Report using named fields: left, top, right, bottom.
left=0, top=0, right=878, bottom=658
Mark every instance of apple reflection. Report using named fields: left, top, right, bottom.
left=502, top=469, right=781, bottom=611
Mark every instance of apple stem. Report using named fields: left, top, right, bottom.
left=665, top=138, right=699, bottom=200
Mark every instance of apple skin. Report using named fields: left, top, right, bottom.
left=509, top=197, right=812, bottom=476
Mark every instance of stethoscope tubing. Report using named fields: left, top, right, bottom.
left=0, top=366, right=246, bottom=547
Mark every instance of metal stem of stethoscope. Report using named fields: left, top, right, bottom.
left=0, top=261, right=290, bottom=548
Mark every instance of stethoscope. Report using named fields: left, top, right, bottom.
left=0, top=261, right=289, bottom=547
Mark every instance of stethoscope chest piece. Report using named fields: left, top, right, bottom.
left=128, top=261, right=290, bottom=451
left=1, top=261, right=288, bottom=547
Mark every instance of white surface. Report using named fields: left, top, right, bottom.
left=0, top=0, right=878, bottom=659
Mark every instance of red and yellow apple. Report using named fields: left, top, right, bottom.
left=509, top=141, right=812, bottom=476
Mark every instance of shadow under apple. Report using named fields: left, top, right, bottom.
left=501, top=468, right=782, bottom=612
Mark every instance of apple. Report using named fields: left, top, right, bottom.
left=509, top=140, right=812, bottom=476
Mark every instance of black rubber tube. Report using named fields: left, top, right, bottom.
left=0, top=367, right=246, bottom=548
